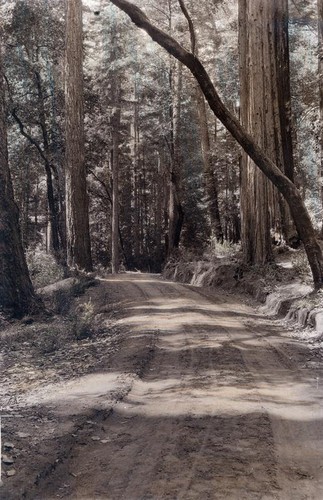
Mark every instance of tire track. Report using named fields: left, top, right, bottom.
left=28, top=273, right=323, bottom=499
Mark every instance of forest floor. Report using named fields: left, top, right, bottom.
left=1, top=272, right=323, bottom=499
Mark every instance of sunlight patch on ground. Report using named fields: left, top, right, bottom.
left=24, top=372, right=134, bottom=416
left=119, top=298, right=244, bottom=334
left=118, top=374, right=323, bottom=423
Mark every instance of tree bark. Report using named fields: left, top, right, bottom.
left=155, top=151, right=163, bottom=266
left=271, top=0, right=296, bottom=243
left=111, top=105, right=121, bottom=274
left=239, top=0, right=273, bottom=264
left=168, top=60, right=184, bottom=254
left=130, top=97, right=141, bottom=262
left=239, top=0, right=296, bottom=264
left=109, top=0, right=323, bottom=288
left=34, top=70, right=63, bottom=256
left=65, top=0, right=92, bottom=271
left=318, top=0, right=323, bottom=236
left=0, top=49, right=39, bottom=317
left=195, top=87, right=223, bottom=243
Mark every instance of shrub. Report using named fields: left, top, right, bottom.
left=205, top=239, right=240, bottom=260
left=26, top=247, right=64, bottom=288
left=291, top=251, right=311, bottom=280
left=71, top=299, right=95, bottom=340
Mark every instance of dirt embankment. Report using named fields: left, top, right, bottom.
left=162, top=256, right=295, bottom=302
left=1, top=273, right=323, bottom=499
left=163, top=256, right=323, bottom=343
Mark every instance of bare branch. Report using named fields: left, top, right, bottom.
left=89, top=168, right=112, bottom=204
left=11, top=108, right=48, bottom=165
left=151, top=5, right=171, bottom=22
left=177, top=0, right=196, bottom=55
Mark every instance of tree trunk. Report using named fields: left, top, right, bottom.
left=34, top=70, right=62, bottom=257
left=239, top=0, right=296, bottom=264
left=110, top=0, right=323, bottom=288
left=0, top=49, right=39, bottom=317
left=319, top=0, right=323, bottom=236
left=131, top=98, right=140, bottom=263
left=195, top=88, right=223, bottom=242
left=21, top=161, right=30, bottom=248
left=271, top=0, right=296, bottom=244
left=168, top=60, right=184, bottom=254
left=155, top=151, right=163, bottom=266
left=239, top=0, right=273, bottom=264
left=65, top=0, right=92, bottom=271
left=111, top=105, right=121, bottom=274
left=11, top=103, right=62, bottom=260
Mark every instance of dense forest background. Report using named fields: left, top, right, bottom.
left=0, top=0, right=323, bottom=316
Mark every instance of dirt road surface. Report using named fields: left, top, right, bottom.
left=1, top=273, right=323, bottom=499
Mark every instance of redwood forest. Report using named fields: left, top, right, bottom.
left=1, top=1, right=323, bottom=499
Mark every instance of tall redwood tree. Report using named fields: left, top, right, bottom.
left=65, top=0, right=92, bottom=271
left=239, top=0, right=296, bottom=264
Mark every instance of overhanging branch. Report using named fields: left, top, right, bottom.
left=108, top=0, right=296, bottom=198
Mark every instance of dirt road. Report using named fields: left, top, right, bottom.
left=2, top=273, right=323, bottom=499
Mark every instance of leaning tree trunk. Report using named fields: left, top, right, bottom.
left=65, top=0, right=92, bottom=271
left=110, top=0, right=323, bottom=289
left=0, top=49, right=39, bottom=317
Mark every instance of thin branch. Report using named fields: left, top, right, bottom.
left=6, top=74, right=58, bottom=178
left=152, top=5, right=171, bottom=22
left=11, top=108, right=48, bottom=166
left=177, top=0, right=196, bottom=55
left=89, top=168, right=112, bottom=204
left=290, top=0, right=317, bottom=33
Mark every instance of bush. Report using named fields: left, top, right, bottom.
left=71, top=299, right=95, bottom=340
left=205, top=239, right=240, bottom=260
left=291, top=251, right=311, bottom=280
left=51, top=277, right=98, bottom=315
left=26, top=247, right=64, bottom=288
